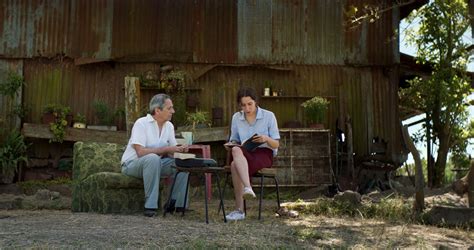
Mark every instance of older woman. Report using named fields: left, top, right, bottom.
left=225, top=87, right=280, bottom=221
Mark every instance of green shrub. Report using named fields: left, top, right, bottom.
left=0, top=130, right=29, bottom=182
left=0, top=71, right=24, bottom=97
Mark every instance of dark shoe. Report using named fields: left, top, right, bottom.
left=163, top=199, right=176, bottom=214
left=144, top=208, right=157, bottom=217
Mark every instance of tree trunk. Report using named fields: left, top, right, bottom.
left=433, top=132, right=451, bottom=187
left=402, top=125, right=424, bottom=213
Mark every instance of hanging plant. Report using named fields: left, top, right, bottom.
left=0, top=71, right=24, bottom=98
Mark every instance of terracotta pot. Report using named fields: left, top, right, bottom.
left=66, top=114, right=73, bottom=127
left=42, top=112, right=56, bottom=124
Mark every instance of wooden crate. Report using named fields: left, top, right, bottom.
left=262, top=128, right=332, bottom=186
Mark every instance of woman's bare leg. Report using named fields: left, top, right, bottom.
left=230, top=147, right=252, bottom=210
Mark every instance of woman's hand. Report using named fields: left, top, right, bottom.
left=252, top=135, right=268, bottom=143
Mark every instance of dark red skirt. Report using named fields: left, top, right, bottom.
left=239, top=147, right=274, bottom=176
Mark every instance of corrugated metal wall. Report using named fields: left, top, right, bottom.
left=2, top=0, right=404, bottom=161
left=1, top=0, right=398, bottom=66
left=21, top=60, right=400, bottom=158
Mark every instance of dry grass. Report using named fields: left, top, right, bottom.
left=1, top=197, right=473, bottom=248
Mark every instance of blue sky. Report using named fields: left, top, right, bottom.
left=399, top=19, right=474, bottom=163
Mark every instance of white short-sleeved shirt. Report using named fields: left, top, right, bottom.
left=121, top=114, right=177, bottom=164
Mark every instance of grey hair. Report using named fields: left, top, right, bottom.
left=149, top=93, right=170, bottom=115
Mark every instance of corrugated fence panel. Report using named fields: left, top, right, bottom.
left=155, top=0, right=194, bottom=62
left=0, top=59, right=23, bottom=132
left=237, top=0, right=272, bottom=63
left=73, top=0, right=113, bottom=59
left=111, top=0, right=158, bottom=60
left=23, top=59, right=127, bottom=125
left=344, top=0, right=398, bottom=65
left=304, top=0, right=345, bottom=65
left=271, top=0, right=306, bottom=63
left=0, top=0, right=73, bottom=58
left=193, top=0, right=238, bottom=63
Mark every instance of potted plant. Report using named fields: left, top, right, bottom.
left=89, top=100, right=117, bottom=131
left=179, top=111, right=210, bottom=145
left=42, top=104, right=71, bottom=143
left=186, top=111, right=210, bottom=130
left=0, top=130, right=29, bottom=183
left=73, top=113, right=87, bottom=129
left=301, top=96, right=330, bottom=129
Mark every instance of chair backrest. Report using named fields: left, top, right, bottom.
left=73, top=141, right=125, bottom=181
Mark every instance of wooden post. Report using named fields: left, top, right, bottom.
left=469, top=161, right=474, bottom=207
left=401, top=124, right=424, bottom=213
left=345, top=115, right=354, bottom=180
left=124, top=77, right=141, bottom=137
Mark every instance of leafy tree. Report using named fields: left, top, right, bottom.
left=400, top=0, right=472, bottom=187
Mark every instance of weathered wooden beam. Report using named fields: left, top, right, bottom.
left=22, top=123, right=128, bottom=145
left=23, top=123, right=229, bottom=145
left=176, top=126, right=229, bottom=143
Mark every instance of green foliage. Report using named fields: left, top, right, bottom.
left=160, top=70, right=186, bottom=93
left=11, top=104, right=30, bottom=119
left=74, top=113, right=86, bottom=124
left=0, top=71, right=24, bottom=97
left=400, top=0, right=472, bottom=186
left=43, top=104, right=71, bottom=143
left=92, top=100, right=115, bottom=126
left=185, top=111, right=210, bottom=130
left=301, top=96, right=329, bottom=124
left=0, top=130, right=29, bottom=180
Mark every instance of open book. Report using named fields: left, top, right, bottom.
left=173, top=152, right=196, bottom=160
left=224, top=134, right=264, bottom=152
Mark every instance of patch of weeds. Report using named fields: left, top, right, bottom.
left=364, top=196, right=412, bottom=222
left=291, top=226, right=324, bottom=241
left=287, top=196, right=413, bottom=223
left=18, top=177, right=72, bottom=195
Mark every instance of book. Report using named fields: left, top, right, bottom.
left=173, top=152, right=196, bottom=160
left=224, top=134, right=264, bottom=152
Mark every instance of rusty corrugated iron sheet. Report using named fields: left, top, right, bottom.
left=1, top=0, right=399, bottom=66
left=0, top=0, right=74, bottom=58
left=344, top=0, right=399, bottom=65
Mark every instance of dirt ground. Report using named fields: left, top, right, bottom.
left=1, top=199, right=473, bottom=248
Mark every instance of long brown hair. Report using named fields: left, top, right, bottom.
left=236, top=87, right=258, bottom=105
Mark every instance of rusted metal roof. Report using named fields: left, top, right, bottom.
left=1, top=0, right=400, bottom=66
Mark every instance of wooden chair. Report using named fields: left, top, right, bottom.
left=221, top=151, right=281, bottom=220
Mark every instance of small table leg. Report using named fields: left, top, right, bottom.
left=204, top=173, right=209, bottom=224
left=163, top=171, right=179, bottom=217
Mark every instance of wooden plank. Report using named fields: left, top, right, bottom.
left=22, top=123, right=128, bottom=145
left=176, top=126, right=229, bottom=143
left=23, top=123, right=229, bottom=144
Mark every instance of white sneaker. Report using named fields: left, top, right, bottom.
left=243, top=187, right=256, bottom=200
left=226, top=210, right=245, bottom=221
